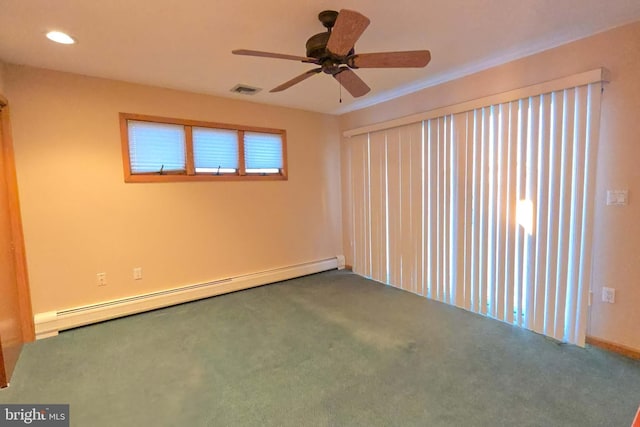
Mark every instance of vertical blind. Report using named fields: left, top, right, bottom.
left=347, top=82, right=602, bottom=346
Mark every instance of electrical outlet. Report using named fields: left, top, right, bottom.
left=602, top=287, right=615, bottom=303
left=133, top=267, right=143, bottom=280
left=97, top=272, right=107, bottom=286
left=606, top=190, right=628, bottom=206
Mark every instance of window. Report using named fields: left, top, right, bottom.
left=120, top=113, right=287, bottom=182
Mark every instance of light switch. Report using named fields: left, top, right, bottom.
left=606, top=190, right=628, bottom=206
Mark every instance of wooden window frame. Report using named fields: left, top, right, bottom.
left=119, top=113, right=288, bottom=183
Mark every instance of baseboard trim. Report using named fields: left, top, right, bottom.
left=586, top=336, right=640, bottom=360
left=34, top=256, right=341, bottom=340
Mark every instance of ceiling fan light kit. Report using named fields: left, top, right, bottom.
left=232, top=9, right=431, bottom=99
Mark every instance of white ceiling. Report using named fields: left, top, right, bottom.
left=1, top=0, right=640, bottom=115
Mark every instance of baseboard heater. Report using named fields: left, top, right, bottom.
left=34, top=256, right=345, bottom=340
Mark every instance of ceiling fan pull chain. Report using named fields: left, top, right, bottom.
left=339, top=73, right=342, bottom=103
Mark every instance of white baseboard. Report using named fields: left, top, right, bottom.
left=34, top=256, right=342, bottom=340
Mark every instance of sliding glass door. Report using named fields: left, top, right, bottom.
left=346, top=82, right=602, bottom=346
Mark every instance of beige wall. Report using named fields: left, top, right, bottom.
left=5, top=65, right=343, bottom=314
left=340, top=21, right=640, bottom=351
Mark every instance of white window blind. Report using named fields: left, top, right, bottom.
left=128, top=121, right=186, bottom=173
left=193, top=127, right=238, bottom=173
left=347, top=82, right=602, bottom=346
left=128, top=120, right=186, bottom=173
left=244, top=132, right=283, bottom=173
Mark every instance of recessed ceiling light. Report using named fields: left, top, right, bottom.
left=46, top=31, right=76, bottom=45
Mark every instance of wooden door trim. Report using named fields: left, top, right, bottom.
left=0, top=341, right=6, bottom=386
left=0, top=99, right=35, bottom=342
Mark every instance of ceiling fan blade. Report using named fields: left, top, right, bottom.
left=270, top=68, right=322, bottom=92
left=350, top=50, right=431, bottom=68
left=232, top=49, right=317, bottom=63
left=333, top=68, right=370, bottom=98
left=326, top=9, right=370, bottom=57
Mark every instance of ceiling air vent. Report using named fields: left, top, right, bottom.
left=230, top=84, right=262, bottom=95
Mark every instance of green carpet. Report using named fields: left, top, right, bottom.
left=1, top=270, right=639, bottom=426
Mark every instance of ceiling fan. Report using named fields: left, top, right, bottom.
left=232, top=9, right=431, bottom=98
